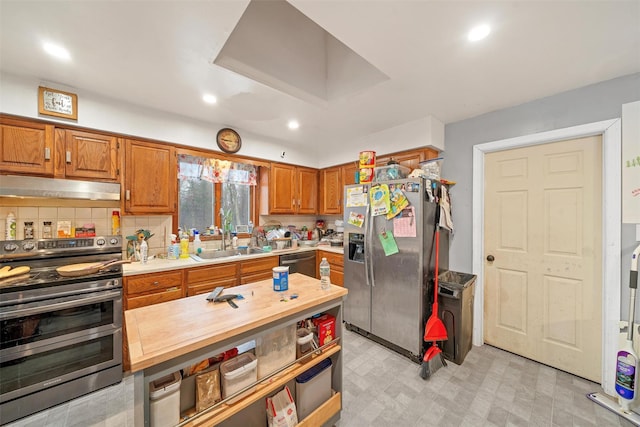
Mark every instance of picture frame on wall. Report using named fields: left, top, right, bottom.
left=38, top=86, right=78, bottom=120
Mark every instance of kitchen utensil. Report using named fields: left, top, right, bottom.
left=56, top=259, right=130, bottom=277
left=214, top=294, right=238, bottom=308
left=0, top=265, right=31, bottom=280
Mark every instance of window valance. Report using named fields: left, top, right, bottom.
left=178, top=154, right=257, bottom=185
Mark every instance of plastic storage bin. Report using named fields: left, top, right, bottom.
left=438, top=270, right=477, bottom=365
left=373, top=164, right=411, bottom=182
left=295, top=358, right=332, bottom=420
left=149, top=371, right=181, bottom=427
left=220, top=353, right=257, bottom=400
left=255, top=324, right=296, bottom=379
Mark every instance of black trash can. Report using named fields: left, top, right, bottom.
left=438, top=271, right=476, bottom=365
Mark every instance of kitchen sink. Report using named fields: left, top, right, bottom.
left=197, top=249, right=241, bottom=259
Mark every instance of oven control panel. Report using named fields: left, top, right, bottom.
left=1, top=236, right=122, bottom=258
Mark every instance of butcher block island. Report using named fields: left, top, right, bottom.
left=125, top=273, right=348, bottom=427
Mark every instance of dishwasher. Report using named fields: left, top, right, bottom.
left=279, top=251, right=317, bottom=278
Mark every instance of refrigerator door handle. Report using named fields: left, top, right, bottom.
left=363, top=204, right=371, bottom=287
left=366, top=204, right=375, bottom=288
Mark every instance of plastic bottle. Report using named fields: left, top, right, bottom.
left=180, top=234, right=190, bottom=258
left=193, top=230, right=202, bottom=254
left=140, top=239, right=148, bottom=264
left=248, top=220, right=254, bottom=233
left=320, top=257, right=331, bottom=290
left=43, top=221, right=53, bottom=239
left=5, top=212, right=16, bottom=240
left=111, top=211, right=120, bottom=235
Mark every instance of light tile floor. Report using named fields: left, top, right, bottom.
left=4, top=329, right=634, bottom=427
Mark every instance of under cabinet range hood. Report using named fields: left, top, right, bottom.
left=0, top=175, right=121, bottom=201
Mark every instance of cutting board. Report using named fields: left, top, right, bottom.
left=0, top=265, right=31, bottom=280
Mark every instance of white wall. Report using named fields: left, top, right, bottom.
left=0, top=72, right=314, bottom=167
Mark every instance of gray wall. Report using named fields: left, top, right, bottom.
left=443, top=72, right=640, bottom=317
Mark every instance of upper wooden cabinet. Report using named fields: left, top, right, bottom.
left=319, top=166, right=342, bottom=215
left=376, top=147, right=439, bottom=170
left=56, top=129, right=119, bottom=181
left=0, top=117, right=55, bottom=176
left=269, top=163, right=318, bottom=214
left=342, top=162, right=359, bottom=186
left=123, top=138, right=177, bottom=215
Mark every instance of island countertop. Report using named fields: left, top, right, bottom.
left=124, top=273, right=348, bottom=372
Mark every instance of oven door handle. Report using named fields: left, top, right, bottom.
left=0, top=290, right=122, bottom=320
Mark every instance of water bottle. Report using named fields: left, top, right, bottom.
left=140, top=239, right=148, bottom=264
left=320, top=257, right=331, bottom=290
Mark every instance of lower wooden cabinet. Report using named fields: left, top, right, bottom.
left=124, top=270, right=184, bottom=310
left=185, top=262, right=239, bottom=296
left=240, top=256, right=279, bottom=284
left=316, top=250, right=344, bottom=286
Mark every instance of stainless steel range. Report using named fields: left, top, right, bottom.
left=0, top=236, right=124, bottom=424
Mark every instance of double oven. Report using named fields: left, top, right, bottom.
left=0, top=236, right=124, bottom=424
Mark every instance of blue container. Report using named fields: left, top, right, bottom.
left=272, top=266, right=289, bottom=291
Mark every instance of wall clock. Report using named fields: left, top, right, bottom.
left=38, top=86, right=78, bottom=120
left=216, top=128, right=241, bottom=153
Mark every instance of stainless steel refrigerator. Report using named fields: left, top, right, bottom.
left=343, top=177, right=448, bottom=361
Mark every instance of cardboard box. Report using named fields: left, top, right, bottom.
left=313, top=314, right=335, bottom=347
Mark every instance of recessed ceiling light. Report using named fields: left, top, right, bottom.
left=202, top=94, right=217, bottom=104
left=468, top=24, right=491, bottom=42
left=288, top=120, right=299, bottom=130
left=42, top=42, right=71, bottom=60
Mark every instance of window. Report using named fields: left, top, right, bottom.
left=178, top=155, right=257, bottom=234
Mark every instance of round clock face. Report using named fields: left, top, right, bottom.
left=216, top=128, right=241, bottom=153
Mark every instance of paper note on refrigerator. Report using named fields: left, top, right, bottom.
left=346, top=186, right=367, bottom=207
left=379, top=230, right=399, bottom=256
left=369, top=184, right=390, bottom=216
left=393, top=207, right=416, bottom=237
left=347, top=211, right=365, bottom=228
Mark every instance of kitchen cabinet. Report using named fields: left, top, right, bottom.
left=319, top=166, right=342, bottom=215
left=124, top=270, right=183, bottom=310
left=185, top=262, right=239, bottom=296
left=0, top=117, right=55, bottom=176
left=239, top=256, right=279, bottom=284
left=56, top=129, right=119, bottom=181
left=316, top=250, right=344, bottom=286
left=342, top=162, right=359, bottom=186
left=269, top=163, right=318, bottom=214
left=376, top=147, right=439, bottom=170
left=123, top=138, right=177, bottom=215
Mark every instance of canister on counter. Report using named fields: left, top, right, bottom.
left=272, top=266, right=289, bottom=291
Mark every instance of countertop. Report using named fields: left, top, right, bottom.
left=124, top=245, right=343, bottom=276
left=124, top=273, right=348, bottom=372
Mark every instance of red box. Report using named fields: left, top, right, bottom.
left=313, top=314, right=335, bottom=347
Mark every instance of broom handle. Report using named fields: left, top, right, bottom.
left=434, top=225, right=440, bottom=314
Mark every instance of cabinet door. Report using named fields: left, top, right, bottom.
left=319, top=166, right=342, bottom=215
left=342, top=162, right=358, bottom=186
left=185, top=263, right=239, bottom=296
left=377, top=148, right=439, bottom=171
left=0, top=119, right=54, bottom=176
left=124, top=271, right=183, bottom=310
left=63, top=130, right=119, bottom=181
left=124, top=139, right=176, bottom=214
left=240, top=256, right=278, bottom=285
left=269, top=163, right=296, bottom=214
left=297, top=167, right=318, bottom=214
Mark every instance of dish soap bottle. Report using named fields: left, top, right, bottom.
left=5, top=212, right=16, bottom=240
left=320, top=257, right=331, bottom=290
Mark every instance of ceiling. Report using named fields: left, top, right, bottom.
left=1, top=0, right=639, bottom=153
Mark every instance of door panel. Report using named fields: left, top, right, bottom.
left=484, top=135, right=602, bottom=382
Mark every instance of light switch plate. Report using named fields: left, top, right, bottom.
left=636, top=224, right=640, bottom=241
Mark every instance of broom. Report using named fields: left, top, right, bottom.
left=420, top=223, right=447, bottom=379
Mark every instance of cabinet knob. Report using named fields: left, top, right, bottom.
left=486, top=255, right=495, bottom=262
left=152, top=281, right=159, bottom=286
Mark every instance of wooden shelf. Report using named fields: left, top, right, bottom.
left=181, top=345, right=341, bottom=426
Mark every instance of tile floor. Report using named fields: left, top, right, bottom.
left=4, top=329, right=635, bottom=427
